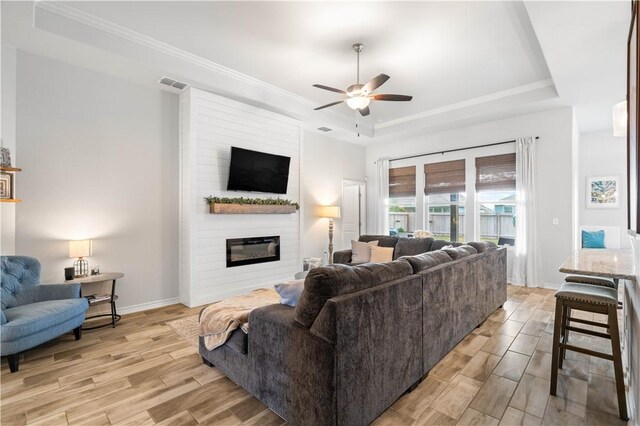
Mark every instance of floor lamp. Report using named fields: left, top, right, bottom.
left=319, top=206, right=341, bottom=264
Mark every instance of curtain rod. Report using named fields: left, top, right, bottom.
left=383, top=136, right=540, bottom=163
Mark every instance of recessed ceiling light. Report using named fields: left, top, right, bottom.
left=317, top=127, right=332, bottom=132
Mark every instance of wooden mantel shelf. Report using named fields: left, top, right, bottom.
left=0, top=166, right=22, bottom=172
left=209, top=203, right=297, bottom=214
left=0, top=199, right=22, bottom=203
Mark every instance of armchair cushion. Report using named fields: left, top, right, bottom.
left=1, top=256, right=41, bottom=309
left=1, top=298, right=89, bottom=342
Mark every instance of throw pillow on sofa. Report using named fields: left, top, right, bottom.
left=351, top=240, right=379, bottom=263
left=582, top=230, right=606, bottom=248
left=443, top=245, right=478, bottom=260
left=400, top=251, right=453, bottom=273
left=370, top=246, right=394, bottom=263
left=274, top=279, right=305, bottom=306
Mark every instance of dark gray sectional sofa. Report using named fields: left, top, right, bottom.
left=199, top=240, right=507, bottom=425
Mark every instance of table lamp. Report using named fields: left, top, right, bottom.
left=318, top=206, right=341, bottom=264
left=69, top=239, right=92, bottom=277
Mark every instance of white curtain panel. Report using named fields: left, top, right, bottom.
left=375, top=159, right=390, bottom=234
left=512, top=137, right=542, bottom=287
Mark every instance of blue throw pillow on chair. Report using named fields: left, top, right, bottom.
left=582, top=230, right=606, bottom=248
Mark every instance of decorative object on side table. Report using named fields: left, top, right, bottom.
left=318, top=205, right=341, bottom=264
left=69, top=239, right=92, bottom=277
left=0, top=163, right=22, bottom=203
left=303, top=257, right=322, bottom=271
left=0, top=146, right=11, bottom=167
left=587, top=176, right=619, bottom=209
left=205, top=196, right=299, bottom=214
left=0, top=173, right=12, bottom=199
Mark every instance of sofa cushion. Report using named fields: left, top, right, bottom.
left=370, top=246, right=394, bottom=263
left=1, top=298, right=88, bottom=342
left=293, top=259, right=412, bottom=328
left=226, top=328, right=248, bottom=355
left=351, top=240, right=379, bottom=263
left=394, top=237, right=434, bottom=259
left=442, top=245, right=478, bottom=260
left=467, top=241, right=498, bottom=253
left=400, top=251, right=453, bottom=273
left=582, top=230, right=606, bottom=248
left=430, top=239, right=462, bottom=251
left=358, top=235, right=398, bottom=248
left=1, top=256, right=41, bottom=309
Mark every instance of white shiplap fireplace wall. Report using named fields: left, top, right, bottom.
left=179, top=88, right=302, bottom=307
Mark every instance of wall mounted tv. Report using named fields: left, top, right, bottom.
left=227, top=147, right=291, bottom=194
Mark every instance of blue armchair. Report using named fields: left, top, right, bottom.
left=1, top=256, right=89, bottom=372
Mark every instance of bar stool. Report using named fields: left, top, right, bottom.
left=551, top=282, right=628, bottom=421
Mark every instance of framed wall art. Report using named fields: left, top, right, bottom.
left=587, top=176, right=619, bottom=209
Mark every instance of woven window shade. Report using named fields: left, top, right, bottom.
left=389, top=166, right=416, bottom=197
left=475, top=153, right=516, bottom=191
left=424, top=160, right=466, bottom=195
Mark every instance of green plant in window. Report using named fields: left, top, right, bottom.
left=397, top=227, right=406, bottom=233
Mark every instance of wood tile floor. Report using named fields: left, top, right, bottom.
left=0, top=286, right=629, bottom=425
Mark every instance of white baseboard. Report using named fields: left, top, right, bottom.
left=543, top=282, right=562, bottom=290
left=118, top=297, right=182, bottom=315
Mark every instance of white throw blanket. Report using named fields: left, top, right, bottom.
left=199, top=288, right=280, bottom=351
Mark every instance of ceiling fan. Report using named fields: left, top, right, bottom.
left=313, top=43, right=413, bottom=117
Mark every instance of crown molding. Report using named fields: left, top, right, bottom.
left=375, top=78, right=556, bottom=131
left=34, top=1, right=318, bottom=108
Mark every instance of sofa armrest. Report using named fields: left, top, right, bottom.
left=35, top=283, right=82, bottom=302
left=249, top=304, right=337, bottom=425
left=332, top=249, right=352, bottom=264
left=0, top=309, right=6, bottom=325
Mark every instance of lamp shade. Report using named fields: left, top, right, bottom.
left=318, top=205, right=341, bottom=219
left=69, top=240, right=92, bottom=258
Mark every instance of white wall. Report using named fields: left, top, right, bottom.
left=366, top=107, right=576, bottom=287
left=1, top=42, right=17, bottom=254
left=578, top=129, right=629, bottom=248
left=15, top=51, right=180, bottom=312
left=180, top=88, right=301, bottom=307
left=301, top=131, right=366, bottom=258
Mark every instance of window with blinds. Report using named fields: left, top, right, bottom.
left=424, top=160, right=466, bottom=195
left=389, top=166, right=416, bottom=197
left=475, top=153, right=516, bottom=191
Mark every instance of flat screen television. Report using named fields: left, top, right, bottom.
left=227, top=147, right=291, bottom=194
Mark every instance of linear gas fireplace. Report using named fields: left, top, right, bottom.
left=226, top=236, right=280, bottom=268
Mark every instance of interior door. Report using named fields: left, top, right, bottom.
left=342, top=180, right=366, bottom=250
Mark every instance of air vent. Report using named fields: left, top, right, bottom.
left=158, top=77, right=189, bottom=91
left=317, top=127, right=332, bottom=132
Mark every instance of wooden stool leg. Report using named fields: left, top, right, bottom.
left=608, top=305, right=628, bottom=420
left=560, top=305, right=570, bottom=368
left=550, top=298, right=563, bottom=396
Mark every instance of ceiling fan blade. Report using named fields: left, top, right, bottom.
left=362, top=74, right=390, bottom=94
left=313, top=84, right=347, bottom=94
left=370, top=94, right=413, bottom=102
left=359, top=106, right=370, bottom=117
left=314, top=100, right=345, bottom=110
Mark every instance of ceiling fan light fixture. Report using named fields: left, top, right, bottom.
left=346, top=96, right=370, bottom=110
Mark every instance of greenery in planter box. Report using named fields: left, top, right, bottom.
left=204, top=196, right=300, bottom=210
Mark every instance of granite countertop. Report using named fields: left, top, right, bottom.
left=559, top=249, right=636, bottom=282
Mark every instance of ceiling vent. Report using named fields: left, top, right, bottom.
left=317, top=127, right=332, bottom=132
left=158, top=77, right=189, bottom=92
